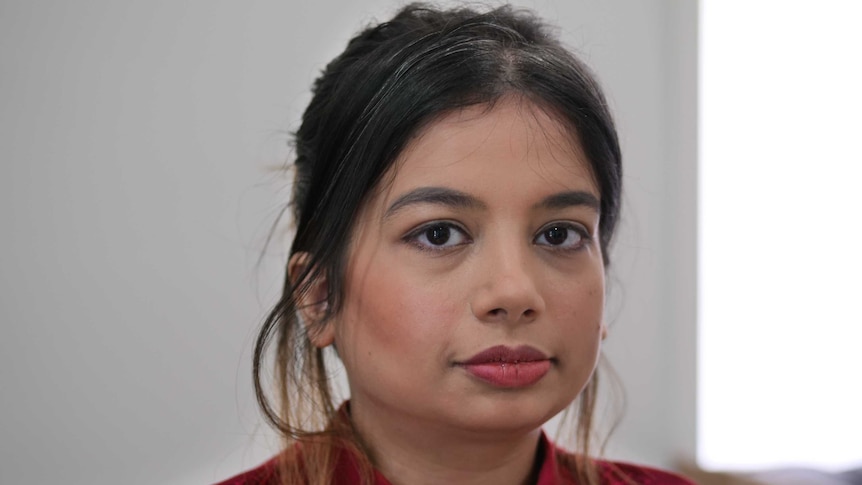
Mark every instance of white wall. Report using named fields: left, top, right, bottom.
left=0, top=1, right=697, bottom=483
left=699, top=0, right=862, bottom=471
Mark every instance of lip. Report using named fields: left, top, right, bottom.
left=456, top=345, right=552, bottom=388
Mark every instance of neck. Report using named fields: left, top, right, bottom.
left=348, top=399, right=544, bottom=485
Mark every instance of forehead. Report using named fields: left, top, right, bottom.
left=378, top=97, right=597, bottom=201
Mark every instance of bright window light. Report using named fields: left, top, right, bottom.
left=698, top=0, right=862, bottom=472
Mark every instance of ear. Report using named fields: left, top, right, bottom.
left=288, top=252, right=335, bottom=348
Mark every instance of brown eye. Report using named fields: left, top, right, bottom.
left=543, top=226, right=569, bottom=245
left=407, top=221, right=470, bottom=251
left=534, top=223, right=588, bottom=250
left=425, top=225, right=451, bottom=246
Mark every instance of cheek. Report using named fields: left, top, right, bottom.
left=336, top=256, right=465, bottom=369
left=550, top=261, right=603, bottom=307
left=549, top=272, right=605, bottom=361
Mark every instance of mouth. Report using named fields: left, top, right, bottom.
left=455, top=345, right=553, bottom=388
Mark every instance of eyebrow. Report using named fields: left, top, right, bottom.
left=384, top=186, right=600, bottom=219
left=538, top=191, right=600, bottom=212
left=384, top=187, right=484, bottom=219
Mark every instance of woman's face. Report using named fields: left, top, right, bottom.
left=327, top=97, right=605, bottom=436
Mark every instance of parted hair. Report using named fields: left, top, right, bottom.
left=253, top=4, right=622, bottom=484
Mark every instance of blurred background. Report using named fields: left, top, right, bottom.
left=1, top=1, right=858, bottom=484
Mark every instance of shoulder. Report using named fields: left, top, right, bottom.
left=213, top=457, right=280, bottom=485
left=549, top=444, right=695, bottom=485
left=594, top=459, right=696, bottom=485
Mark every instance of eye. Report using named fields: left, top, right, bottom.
left=534, top=223, right=589, bottom=250
left=406, top=222, right=471, bottom=251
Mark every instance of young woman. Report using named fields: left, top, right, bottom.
left=219, top=4, right=694, bottom=484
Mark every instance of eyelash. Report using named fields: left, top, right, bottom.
left=403, top=221, right=471, bottom=252
left=533, top=222, right=591, bottom=252
left=402, top=221, right=592, bottom=253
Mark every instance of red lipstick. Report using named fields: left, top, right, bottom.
left=457, top=345, right=551, bottom=388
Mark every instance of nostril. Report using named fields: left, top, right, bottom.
left=489, top=308, right=507, bottom=318
left=476, top=301, right=541, bottom=323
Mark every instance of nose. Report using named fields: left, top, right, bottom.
left=470, top=240, right=545, bottom=324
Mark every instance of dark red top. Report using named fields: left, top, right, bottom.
left=216, top=432, right=694, bottom=485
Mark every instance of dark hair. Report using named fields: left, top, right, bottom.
left=254, top=3, right=622, bottom=484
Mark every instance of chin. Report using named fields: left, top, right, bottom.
left=443, top=391, right=573, bottom=436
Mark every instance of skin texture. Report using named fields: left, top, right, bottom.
left=299, top=97, right=606, bottom=485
